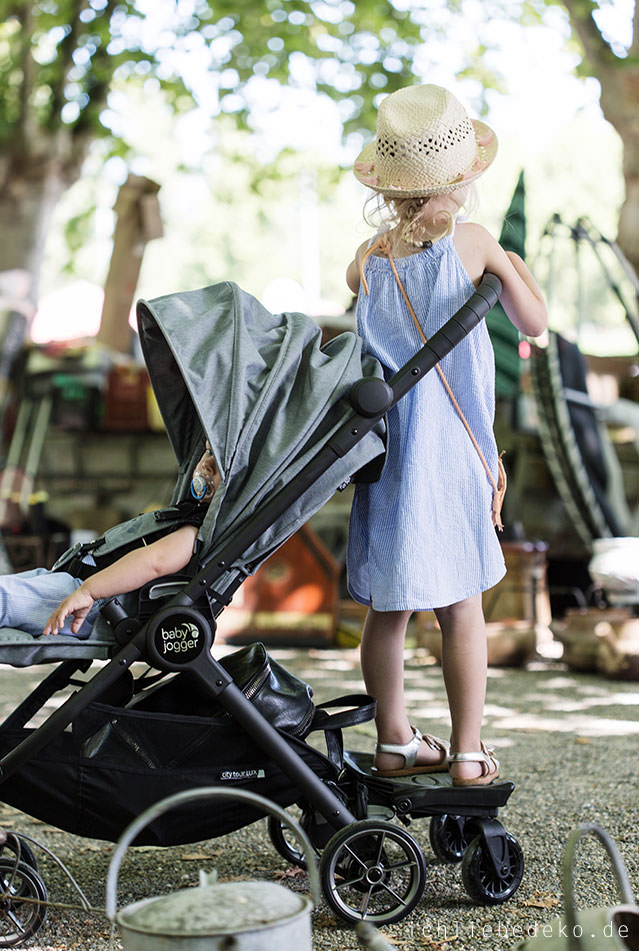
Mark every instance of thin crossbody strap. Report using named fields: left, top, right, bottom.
left=359, top=235, right=506, bottom=529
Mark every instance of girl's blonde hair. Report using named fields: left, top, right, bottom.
left=365, top=184, right=476, bottom=250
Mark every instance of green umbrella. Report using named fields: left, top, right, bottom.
left=487, top=170, right=526, bottom=399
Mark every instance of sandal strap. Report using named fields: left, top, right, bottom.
left=376, top=727, right=449, bottom=769
left=448, top=742, right=499, bottom=776
left=422, top=733, right=450, bottom=755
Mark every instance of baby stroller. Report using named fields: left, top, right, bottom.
left=0, top=273, right=522, bottom=944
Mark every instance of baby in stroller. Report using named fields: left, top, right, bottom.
left=0, top=446, right=221, bottom=639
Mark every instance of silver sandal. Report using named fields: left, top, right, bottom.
left=448, top=741, right=499, bottom=787
left=374, top=727, right=450, bottom=776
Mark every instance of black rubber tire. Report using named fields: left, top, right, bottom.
left=0, top=836, right=38, bottom=874
left=428, top=815, right=470, bottom=864
left=0, top=858, right=48, bottom=947
left=461, top=832, right=524, bottom=905
left=267, top=815, right=310, bottom=870
left=319, top=819, right=426, bottom=925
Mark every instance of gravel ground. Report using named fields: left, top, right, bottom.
left=1, top=644, right=638, bottom=950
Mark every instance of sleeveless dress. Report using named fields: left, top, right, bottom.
left=347, top=233, right=506, bottom=611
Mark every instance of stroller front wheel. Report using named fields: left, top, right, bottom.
left=461, top=831, right=524, bottom=905
left=0, top=858, right=48, bottom=948
left=319, top=819, right=426, bottom=925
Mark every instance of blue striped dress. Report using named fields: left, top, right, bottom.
left=347, top=233, right=506, bottom=611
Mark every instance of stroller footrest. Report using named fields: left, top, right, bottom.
left=343, top=749, right=515, bottom=817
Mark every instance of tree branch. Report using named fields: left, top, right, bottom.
left=560, top=0, right=619, bottom=74
left=49, top=0, right=90, bottom=124
left=16, top=3, right=36, bottom=152
left=70, top=0, right=120, bottom=141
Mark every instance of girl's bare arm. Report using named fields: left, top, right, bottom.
left=346, top=240, right=370, bottom=294
left=455, top=222, right=547, bottom=337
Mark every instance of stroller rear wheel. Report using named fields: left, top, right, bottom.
left=428, top=814, right=471, bottom=863
left=268, top=813, right=317, bottom=870
left=319, top=819, right=426, bottom=925
left=0, top=858, right=48, bottom=948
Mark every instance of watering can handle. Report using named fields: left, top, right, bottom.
left=105, top=786, right=321, bottom=921
left=563, top=823, right=635, bottom=951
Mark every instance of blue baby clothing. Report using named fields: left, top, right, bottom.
left=0, top=568, right=103, bottom=638
left=347, top=234, right=506, bottom=611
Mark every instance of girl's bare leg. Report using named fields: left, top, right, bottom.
left=436, top=593, right=488, bottom=783
left=360, top=607, right=445, bottom=772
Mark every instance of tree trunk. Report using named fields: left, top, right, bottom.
left=560, top=0, right=639, bottom=276
left=602, top=73, right=639, bottom=274
left=96, top=175, right=163, bottom=354
left=0, top=158, right=68, bottom=305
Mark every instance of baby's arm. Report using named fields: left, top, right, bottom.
left=43, top=524, right=199, bottom=636
left=454, top=222, right=547, bottom=337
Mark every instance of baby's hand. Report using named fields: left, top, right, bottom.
left=43, top=585, right=95, bottom=636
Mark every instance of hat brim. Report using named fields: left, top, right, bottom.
left=354, top=119, right=498, bottom=198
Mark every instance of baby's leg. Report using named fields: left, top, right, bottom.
left=360, top=607, right=444, bottom=771
left=0, top=569, right=96, bottom=637
left=436, top=593, right=488, bottom=782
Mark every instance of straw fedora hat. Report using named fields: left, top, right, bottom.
left=354, top=84, right=497, bottom=198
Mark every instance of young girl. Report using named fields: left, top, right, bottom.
left=346, top=84, right=547, bottom=786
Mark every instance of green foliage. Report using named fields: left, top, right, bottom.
left=4, top=0, right=633, bottom=169
left=4, top=0, right=636, bottom=291
left=0, top=0, right=427, bottom=160
left=207, top=0, right=422, bottom=134
left=0, top=0, right=196, bottom=152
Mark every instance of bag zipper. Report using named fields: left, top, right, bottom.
left=293, top=703, right=315, bottom=738
left=243, top=661, right=315, bottom=737
left=243, top=662, right=270, bottom=701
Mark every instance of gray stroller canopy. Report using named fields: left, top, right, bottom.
left=137, top=281, right=385, bottom=572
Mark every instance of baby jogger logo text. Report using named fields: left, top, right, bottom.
left=159, top=621, right=200, bottom=654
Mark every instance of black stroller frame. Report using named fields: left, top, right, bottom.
left=0, top=273, right=523, bottom=938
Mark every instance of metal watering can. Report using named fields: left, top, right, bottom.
left=509, top=824, right=639, bottom=951
left=106, top=787, right=320, bottom=951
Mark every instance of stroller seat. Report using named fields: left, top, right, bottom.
left=0, top=625, right=116, bottom=668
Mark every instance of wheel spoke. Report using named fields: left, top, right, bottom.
left=342, top=843, right=369, bottom=872
left=383, top=858, right=414, bottom=872
left=0, top=873, right=16, bottom=895
left=335, top=870, right=368, bottom=890
left=376, top=881, right=409, bottom=906
left=357, top=884, right=374, bottom=918
left=373, top=832, right=387, bottom=864
left=6, top=907, right=28, bottom=933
